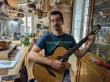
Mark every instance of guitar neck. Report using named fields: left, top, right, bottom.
left=60, top=24, right=101, bottom=62
left=61, top=34, right=89, bottom=62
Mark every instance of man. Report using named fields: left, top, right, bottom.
left=28, top=11, right=95, bottom=82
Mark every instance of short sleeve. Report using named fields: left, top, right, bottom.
left=70, top=36, right=77, bottom=48
left=36, top=35, right=46, bottom=49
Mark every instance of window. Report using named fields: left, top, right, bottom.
left=72, top=0, right=90, bottom=45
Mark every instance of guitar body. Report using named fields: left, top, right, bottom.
left=33, top=47, right=71, bottom=82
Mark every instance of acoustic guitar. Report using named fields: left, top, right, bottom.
left=33, top=24, right=101, bottom=82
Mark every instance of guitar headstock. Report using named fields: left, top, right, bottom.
left=91, top=24, right=101, bottom=35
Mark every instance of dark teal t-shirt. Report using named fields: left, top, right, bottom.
left=37, top=32, right=76, bottom=56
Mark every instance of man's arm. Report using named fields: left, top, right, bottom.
left=28, top=45, right=66, bottom=70
left=28, top=45, right=53, bottom=66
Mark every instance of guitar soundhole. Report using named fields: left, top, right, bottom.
left=57, top=56, right=63, bottom=60
left=45, top=66, right=56, bottom=77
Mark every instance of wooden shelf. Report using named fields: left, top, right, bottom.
left=95, top=42, right=110, bottom=46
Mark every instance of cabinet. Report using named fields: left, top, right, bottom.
left=91, top=31, right=110, bottom=60
left=73, top=54, right=110, bottom=82
left=90, top=0, right=110, bottom=60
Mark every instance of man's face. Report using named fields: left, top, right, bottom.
left=50, top=14, right=63, bottom=31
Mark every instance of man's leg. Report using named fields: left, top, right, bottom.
left=63, top=74, right=71, bottom=82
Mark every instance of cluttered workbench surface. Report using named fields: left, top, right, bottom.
left=0, top=40, right=30, bottom=81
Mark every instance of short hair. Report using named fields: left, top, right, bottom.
left=50, top=11, right=64, bottom=24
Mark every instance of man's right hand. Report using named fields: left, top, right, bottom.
left=49, top=60, right=66, bottom=71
